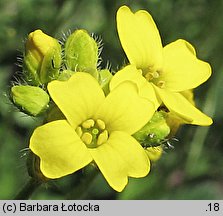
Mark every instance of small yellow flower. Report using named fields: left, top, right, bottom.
left=29, top=66, right=154, bottom=192
left=115, top=6, right=212, bottom=126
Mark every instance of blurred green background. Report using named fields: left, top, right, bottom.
left=0, top=0, right=222, bottom=199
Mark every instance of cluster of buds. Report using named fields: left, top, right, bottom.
left=11, top=29, right=113, bottom=116
left=10, top=28, right=188, bottom=180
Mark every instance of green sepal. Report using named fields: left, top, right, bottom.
left=58, top=69, right=74, bottom=81
left=11, top=85, right=49, bottom=116
left=64, top=29, right=99, bottom=79
left=39, top=44, right=62, bottom=84
left=99, top=69, right=113, bottom=95
left=23, top=53, right=42, bottom=86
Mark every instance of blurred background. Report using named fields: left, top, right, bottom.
left=0, top=0, right=222, bottom=199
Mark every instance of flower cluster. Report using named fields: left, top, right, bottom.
left=11, top=6, right=212, bottom=192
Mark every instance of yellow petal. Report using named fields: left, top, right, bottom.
left=117, top=5, right=163, bottom=74
left=89, top=131, right=150, bottom=192
left=153, top=84, right=213, bottom=126
left=160, top=39, right=211, bottom=92
left=95, top=79, right=155, bottom=135
left=30, top=120, right=92, bottom=178
left=146, top=146, right=163, bottom=162
left=110, top=65, right=161, bottom=108
left=48, top=72, right=105, bottom=128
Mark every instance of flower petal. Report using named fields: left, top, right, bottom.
left=89, top=131, right=150, bottom=192
left=160, top=39, right=211, bottom=92
left=153, top=84, right=213, bottom=126
left=117, top=5, right=163, bottom=73
left=30, top=120, right=92, bottom=178
left=145, top=146, right=163, bottom=162
left=48, top=72, right=105, bottom=128
left=110, top=65, right=161, bottom=108
left=95, top=78, right=155, bottom=135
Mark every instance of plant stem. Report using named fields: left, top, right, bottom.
left=14, top=178, right=42, bottom=200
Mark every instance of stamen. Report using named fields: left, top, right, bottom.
left=75, top=126, right=83, bottom=137
left=152, top=71, right=159, bottom=79
left=145, top=72, right=153, bottom=81
left=97, top=130, right=108, bottom=145
left=82, top=119, right=95, bottom=129
left=96, top=119, right=106, bottom=130
left=81, top=132, right=93, bottom=145
left=157, top=80, right=165, bottom=89
left=145, top=70, right=160, bottom=81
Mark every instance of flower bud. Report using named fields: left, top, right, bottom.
left=23, top=29, right=62, bottom=85
left=133, top=111, right=170, bottom=145
left=64, top=29, right=99, bottom=79
left=11, top=85, right=49, bottom=116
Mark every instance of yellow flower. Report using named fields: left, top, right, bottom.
left=29, top=66, right=154, bottom=192
left=115, top=5, right=212, bottom=126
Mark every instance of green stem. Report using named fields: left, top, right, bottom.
left=14, top=178, right=42, bottom=200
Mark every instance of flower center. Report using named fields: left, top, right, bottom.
left=76, top=118, right=109, bottom=148
left=144, top=70, right=166, bottom=89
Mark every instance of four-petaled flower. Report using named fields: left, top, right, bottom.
left=30, top=66, right=154, bottom=192
left=115, top=5, right=212, bottom=126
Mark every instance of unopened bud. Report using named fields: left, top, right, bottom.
left=133, top=111, right=170, bottom=148
left=11, top=85, right=49, bottom=116
left=23, top=29, right=61, bottom=85
left=64, top=29, right=99, bottom=79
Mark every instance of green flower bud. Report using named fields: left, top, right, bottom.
left=64, top=29, right=99, bottom=79
left=23, top=29, right=62, bottom=85
left=11, top=85, right=49, bottom=116
left=133, top=111, right=170, bottom=147
left=99, top=69, right=113, bottom=95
